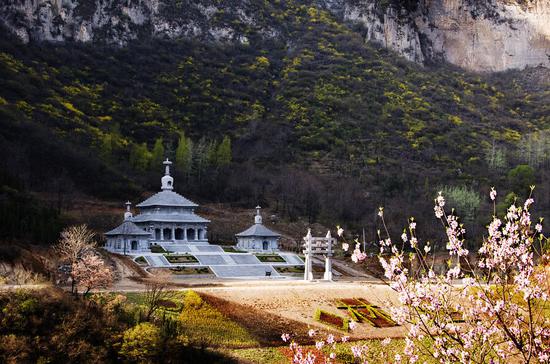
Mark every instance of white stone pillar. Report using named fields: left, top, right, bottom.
left=194, top=228, right=198, bottom=240
left=160, top=227, right=164, bottom=241
left=172, top=225, right=175, bottom=242
left=303, top=229, right=313, bottom=281
left=324, top=231, right=333, bottom=281
left=184, top=227, right=187, bottom=241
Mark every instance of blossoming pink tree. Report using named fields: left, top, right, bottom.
left=72, top=253, right=114, bottom=298
left=349, top=187, right=549, bottom=363
left=282, top=188, right=548, bottom=363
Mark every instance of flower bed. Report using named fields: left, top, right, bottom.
left=354, top=307, right=396, bottom=328
left=314, top=308, right=349, bottom=331
left=134, top=256, right=148, bottom=265
left=255, top=254, right=286, bottom=263
left=169, top=266, right=213, bottom=275
left=165, top=254, right=199, bottom=264
left=150, top=245, right=166, bottom=253
left=335, top=298, right=369, bottom=308
left=222, top=246, right=247, bottom=253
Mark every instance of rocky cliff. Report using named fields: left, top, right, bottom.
left=1, top=0, right=549, bottom=72
left=343, top=0, right=550, bottom=71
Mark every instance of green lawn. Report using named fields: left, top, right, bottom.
left=179, top=291, right=259, bottom=348
left=227, top=347, right=287, bottom=364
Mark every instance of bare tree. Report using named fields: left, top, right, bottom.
left=143, top=270, right=174, bottom=320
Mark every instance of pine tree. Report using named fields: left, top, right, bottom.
left=206, top=140, right=218, bottom=167
left=216, top=136, right=232, bottom=167
left=130, top=143, right=151, bottom=172
left=150, top=137, right=165, bottom=169
left=99, top=134, right=113, bottom=164
left=175, top=132, right=193, bottom=174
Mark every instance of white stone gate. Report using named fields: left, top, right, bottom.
left=302, top=229, right=335, bottom=281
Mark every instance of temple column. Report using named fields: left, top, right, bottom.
left=194, top=228, right=198, bottom=240
left=160, top=227, right=164, bottom=241
left=172, top=225, right=175, bottom=242
left=184, top=226, right=187, bottom=241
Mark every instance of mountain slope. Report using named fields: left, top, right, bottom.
left=0, top=0, right=548, bottom=244
left=1, top=0, right=549, bottom=71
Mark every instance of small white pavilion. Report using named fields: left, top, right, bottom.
left=236, top=206, right=280, bottom=252
left=104, top=159, right=210, bottom=253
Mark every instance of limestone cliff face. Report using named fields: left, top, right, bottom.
left=0, top=0, right=274, bottom=45
left=343, top=0, right=550, bottom=72
left=1, top=0, right=549, bottom=72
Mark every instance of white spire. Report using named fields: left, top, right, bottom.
left=254, top=205, right=262, bottom=224
left=161, top=158, right=174, bottom=190
left=124, top=201, right=133, bottom=220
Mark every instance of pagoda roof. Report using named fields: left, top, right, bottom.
left=131, top=213, right=210, bottom=224
left=236, top=223, right=281, bottom=238
left=136, top=190, right=198, bottom=208
left=105, top=220, right=151, bottom=236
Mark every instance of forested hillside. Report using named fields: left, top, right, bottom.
left=0, top=1, right=548, bottom=246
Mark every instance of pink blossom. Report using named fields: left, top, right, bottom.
left=307, top=329, right=316, bottom=337
left=281, top=333, right=290, bottom=342
left=490, top=187, right=497, bottom=201
left=351, top=345, right=363, bottom=358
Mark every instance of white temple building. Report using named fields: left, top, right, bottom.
left=104, top=159, right=210, bottom=253
left=236, top=206, right=281, bottom=252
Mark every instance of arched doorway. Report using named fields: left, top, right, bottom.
left=163, top=228, right=172, bottom=240
left=186, top=228, right=195, bottom=240
left=155, top=229, right=161, bottom=240
left=175, top=228, right=184, bottom=240
left=262, top=241, right=269, bottom=250
left=131, top=241, right=138, bottom=250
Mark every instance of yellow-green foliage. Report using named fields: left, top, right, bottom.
left=119, top=322, right=161, bottom=362
left=178, top=291, right=257, bottom=348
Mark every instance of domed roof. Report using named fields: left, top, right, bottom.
left=236, top=223, right=281, bottom=237
left=105, top=220, right=151, bottom=236
left=236, top=207, right=280, bottom=237
left=136, top=190, right=198, bottom=208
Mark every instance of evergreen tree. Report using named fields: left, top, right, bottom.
left=150, top=138, right=165, bottom=169
left=216, top=136, right=232, bottom=167
left=130, top=143, right=151, bottom=172
left=99, top=134, right=113, bottom=164
left=175, top=132, right=193, bottom=174
left=206, top=140, right=218, bottom=167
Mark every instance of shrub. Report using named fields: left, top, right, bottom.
left=119, top=322, right=161, bottom=362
